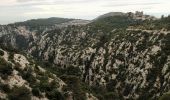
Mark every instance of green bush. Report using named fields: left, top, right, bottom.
left=8, top=52, right=14, bottom=60
left=66, top=66, right=81, bottom=76
left=21, top=68, right=37, bottom=84
left=106, top=80, right=117, bottom=92
left=104, top=92, right=119, bottom=100
left=159, top=93, right=170, bottom=100
left=61, top=75, right=86, bottom=100
left=39, top=79, right=51, bottom=92
left=0, top=83, right=11, bottom=93
left=46, top=89, right=64, bottom=100
left=8, top=86, right=31, bottom=100
left=32, top=88, right=41, bottom=97
left=0, top=58, right=13, bottom=79
left=0, top=50, right=4, bottom=56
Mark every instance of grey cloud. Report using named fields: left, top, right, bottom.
left=16, top=0, right=111, bottom=6
left=103, top=2, right=160, bottom=7
left=14, top=0, right=118, bottom=7
left=17, top=0, right=89, bottom=3
left=17, top=0, right=44, bottom=2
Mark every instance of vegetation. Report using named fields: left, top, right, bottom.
left=15, top=63, right=65, bottom=100
left=8, top=86, right=31, bottom=100
left=46, top=89, right=64, bottom=100
left=61, top=75, right=87, bottom=100
left=32, top=88, right=41, bottom=97
left=130, top=15, right=170, bottom=30
left=0, top=58, right=13, bottom=79
left=159, top=92, right=170, bottom=100
left=89, top=15, right=140, bottom=33
left=1, top=13, right=170, bottom=100
left=104, top=92, right=120, bottom=100
left=0, top=83, right=11, bottom=93
left=11, top=17, right=73, bottom=30
left=0, top=50, right=4, bottom=56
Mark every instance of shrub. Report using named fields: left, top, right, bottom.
left=159, top=93, right=170, bottom=100
left=0, top=83, right=11, bottom=93
left=38, top=78, right=51, bottom=92
left=21, top=69, right=37, bottom=84
left=1, top=64, right=13, bottom=75
left=0, top=50, right=4, bottom=56
left=32, top=88, right=41, bottom=97
left=0, top=58, right=13, bottom=79
left=104, top=92, right=119, bottom=100
left=66, top=66, right=81, bottom=76
left=8, top=86, right=31, bottom=100
left=46, top=89, right=64, bottom=100
left=106, top=80, right=117, bottom=92
left=49, top=80, right=59, bottom=89
left=61, top=75, right=86, bottom=100
left=95, top=94, right=104, bottom=100
left=8, top=52, right=14, bottom=60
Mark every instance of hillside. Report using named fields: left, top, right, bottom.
left=95, top=12, right=126, bottom=20
left=0, top=47, right=65, bottom=100
left=0, top=47, right=98, bottom=100
left=0, top=12, right=170, bottom=100
left=13, top=17, right=73, bottom=26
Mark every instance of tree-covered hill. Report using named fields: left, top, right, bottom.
left=1, top=12, right=170, bottom=100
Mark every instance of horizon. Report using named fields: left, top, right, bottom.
left=0, top=0, right=170, bottom=25
left=1, top=11, right=167, bottom=25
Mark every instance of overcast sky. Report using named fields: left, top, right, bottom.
left=0, top=0, right=170, bottom=24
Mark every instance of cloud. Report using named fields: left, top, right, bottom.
left=16, top=0, right=93, bottom=5
left=0, top=0, right=17, bottom=6
left=17, top=0, right=42, bottom=2
left=103, top=3, right=160, bottom=7
left=0, top=0, right=170, bottom=24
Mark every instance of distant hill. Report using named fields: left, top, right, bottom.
left=55, top=19, right=91, bottom=27
left=12, top=17, right=73, bottom=27
left=95, top=12, right=126, bottom=20
left=89, top=15, right=140, bottom=33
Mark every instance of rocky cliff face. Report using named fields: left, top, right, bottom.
left=0, top=48, right=66, bottom=100
left=0, top=14, right=170, bottom=99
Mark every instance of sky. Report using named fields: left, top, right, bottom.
left=0, top=0, right=170, bottom=25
